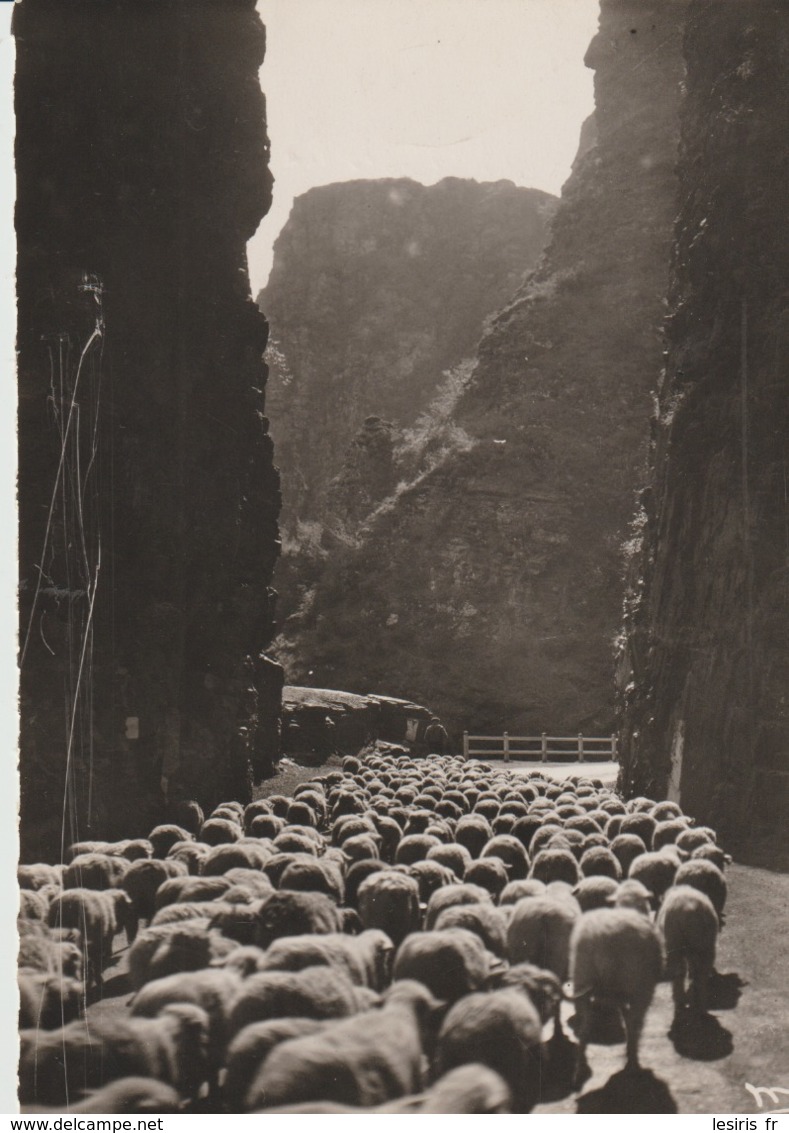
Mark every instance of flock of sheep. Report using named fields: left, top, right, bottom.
left=18, top=745, right=731, bottom=1113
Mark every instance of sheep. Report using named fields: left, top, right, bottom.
left=569, top=907, right=663, bottom=1088
left=224, top=1018, right=329, bottom=1109
left=482, top=834, right=529, bottom=880
left=657, top=884, right=718, bottom=1016
left=393, top=927, right=501, bottom=1002
left=506, top=895, right=579, bottom=989
left=496, top=962, right=563, bottom=1026
left=692, top=843, right=730, bottom=872
left=209, top=901, right=266, bottom=945
left=676, top=828, right=715, bottom=855
left=619, top=813, right=658, bottom=848
left=609, top=833, right=648, bottom=876
left=357, top=870, right=421, bottom=946
left=609, top=879, right=654, bottom=918
left=424, top=881, right=492, bottom=930
left=435, top=988, right=542, bottom=1113
left=257, top=930, right=394, bottom=991
left=498, top=879, right=547, bottom=906
left=200, top=842, right=270, bottom=876
left=221, top=868, right=275, bottom=902
left=579, top=846, right=622, bottom=881
left=18, top=863, right=61, bottom=891
left=20, top=889, right=49, bottom=922
left=200, top=818, right=242, bottom=846
left=20, top=1004, right=210, bottom=1107
left=63, top=852, right=129, bottom=891
left=122, top=858, right=189, bottom=938
left=131, top=967, right=242, bottom=1094
left=279, top=858, right=344, bottom=904
left=170, top=799, right=205, bottom=836
left=341, top=834, right=381, bottom=863
left=426, top=842, right=472, bottom=879
left=166, top=841, right=209, bottom=874
left=249, top=814, right=285, bottom=839
left=150, top=903, right=226, bottom=927
left=148, top=825, right=194, bottom=858
left=18, top=928, right=83, bottom=981
left=433, top=902, right=508, bottom=958
left=573, top=875, right=619, bottom=912
left=454, top=814, right=494, bottom=858
left=18, top=972, right=84, bottom=1029
left=464, top=857, right=509, bottom=899
left=530, top=848, right=580, bottom=886
left=127, top=921, right=237, bottom=991
left=35, top=1077, right=182, bottom=1114
left=674, top=859, right=727, bottom=924
left=344, top=860, right=387, bottom=907
left=48, top=888, right=131, bottom=992
left=228, top=965, right=376, bottom=1040
left=273, top=830, right=320, bottom=856
left=154, top=874, right=234, bottom=910
left=254, top=890, right=344, bottom=949
left=628, top=850, right=679, bottom=906
left=246, top=980, right=441, bottom=1110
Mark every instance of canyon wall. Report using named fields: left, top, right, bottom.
left=619, top=0, right=789, bottom=848
left=277, top=0, right=689, bottom=741
left=16, top=0, right=282, bottom=858
left=260, top=177, right=556, bottom=532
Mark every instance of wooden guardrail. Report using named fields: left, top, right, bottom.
left=462, top=732, right=618, bottom=763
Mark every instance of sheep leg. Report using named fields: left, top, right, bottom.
left=666, top=951, right=686, bottom=1016
left=689, top=953, right=713, bottom=1015
left=621, top=999, right=647, bottom=1072
left=572, top=994, right=592, bottom=1090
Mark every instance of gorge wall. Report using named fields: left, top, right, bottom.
left=276, top=0, right=689, bottom=740
left=259, top=177, right=556, bottom=533
left=16, top=0, right=282, bottom=859
left=619, top=0, right=789, bottom=848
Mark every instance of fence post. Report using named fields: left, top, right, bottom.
left=503, top=732, right=510, bottom=763
left=611, top=733, right=618, bottom=762
left=541, top=733, right=547, bottom=762
left=463, top=731, right=469, bottom=761
left=578, top=733, right=584, bottom=762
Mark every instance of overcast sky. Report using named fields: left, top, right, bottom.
left=249, top=0, right=600, bottom=293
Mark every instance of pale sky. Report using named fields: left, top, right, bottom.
left=249, top=0, right=600, bottom=292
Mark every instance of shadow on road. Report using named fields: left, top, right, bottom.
left=577, top=1067, right=678, bottom=1114
left=708, top=970, right=746, bottom=1011
left=536, top=1030, right=578, bottom=1103
left=669, top=1010, right=734, bottom=1060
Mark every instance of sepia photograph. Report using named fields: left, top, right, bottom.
left=11, top=0, right=789, bottom=1117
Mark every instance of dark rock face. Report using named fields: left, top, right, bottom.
left=278, top=2, right=687, bottom=739
left=619, top=1, right=789, bottom=846
left=260, top=177, right=556, bottom=531
left=16, top=0, right=282, bottom=859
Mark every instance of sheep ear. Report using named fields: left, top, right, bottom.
left=604, top=894, right=616, bottom=905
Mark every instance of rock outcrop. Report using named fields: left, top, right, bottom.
left=259, top=177, right=556, bottom=531
left=277, top=1, right=688, bottom=740
left=16, top=0, right=282, bottom=859
left=619, top=0, right=789, bottom=848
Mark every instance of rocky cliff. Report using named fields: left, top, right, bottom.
left=277, top=0, right=688, bottom=741
left=619, top=0, right=789, bottom=848
left=259, top=177, right=556, bottom=532
left=16, top=0, right=282, bottom=859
